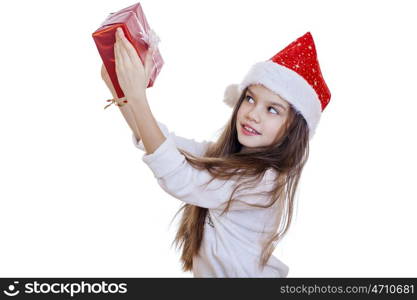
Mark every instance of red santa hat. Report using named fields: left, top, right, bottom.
left=223, top=32, right=331, bottom=140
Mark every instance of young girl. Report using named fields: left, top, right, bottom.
left=102, top=27, right=331, bottom=277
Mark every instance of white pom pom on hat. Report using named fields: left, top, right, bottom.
left=223, top=84, right=242, bottom=108
left=222, top=32, right=331, bottom=140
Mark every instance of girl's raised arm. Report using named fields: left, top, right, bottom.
left=113, top=27, right=166, bottom=155
left=128, top=96, right=166, bottom=155
left=101, top=63, right=142, bottom=142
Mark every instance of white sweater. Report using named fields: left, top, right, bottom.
left=131, top=121, right=289, bottom=278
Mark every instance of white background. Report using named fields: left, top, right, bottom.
left=0, top=0, right=416, bottom=277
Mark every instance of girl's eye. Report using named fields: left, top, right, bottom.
left=245, top=95, right=279, bottom=115
left=245, top=95, right=255, bottom=104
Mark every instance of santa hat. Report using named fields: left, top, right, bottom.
left=223, top=32, right=331, bottom=140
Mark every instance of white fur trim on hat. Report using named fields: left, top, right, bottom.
left=227, top=61, right=322, bottom=139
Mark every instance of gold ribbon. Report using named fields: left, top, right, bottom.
left=104, top=97, right=128, bottom=109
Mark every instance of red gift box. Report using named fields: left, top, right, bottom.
left=92, top=2, right=164, bottom=98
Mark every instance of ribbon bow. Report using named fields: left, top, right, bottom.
left=104, top=97, right=128, bottom=109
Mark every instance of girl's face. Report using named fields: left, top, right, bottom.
left=237, top=84, right=291, bottom=150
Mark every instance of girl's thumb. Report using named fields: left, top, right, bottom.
left=145, top=46, right=155, bottom=66
left=145, top=46, right=156, bottom=82
left=147, top=45, right=155, bottom=58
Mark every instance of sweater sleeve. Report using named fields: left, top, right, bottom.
left=132, top=121, right=212, bottom=157
left=140, top=132, right=277, bottom=211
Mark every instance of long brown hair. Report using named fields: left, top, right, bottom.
left=169, top=85, right=310, bottom=272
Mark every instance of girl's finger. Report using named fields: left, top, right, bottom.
left=144, top=46, right=155, bottom=77
left=147, top=46, right=156, bottom=63
left=114, top=42, right=122, bottom=78
left=114, top=41, right=121, bottom=69
left=115, top=42, right=128, bottom=82
left=115, top=30, right=132, bottom=67
left=116, top=28, right=141, bottom=67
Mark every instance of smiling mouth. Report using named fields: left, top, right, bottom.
left=241, top=123, right=261, bottom=135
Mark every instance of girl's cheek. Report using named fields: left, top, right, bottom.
left=238, top=103, right=249, bottom=114
left=236, top=107, right=245, bottom=117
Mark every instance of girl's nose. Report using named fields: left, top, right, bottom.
left=247, top=109, right=260, bottom=123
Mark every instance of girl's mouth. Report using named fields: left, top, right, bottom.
left=241, top=124, right=261, bottom=136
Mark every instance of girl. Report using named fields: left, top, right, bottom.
left=102, top=27, right=331, bottom=277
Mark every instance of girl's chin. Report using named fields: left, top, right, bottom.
left=238, top=136, right=261, bottom=147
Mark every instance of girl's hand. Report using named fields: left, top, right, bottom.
left=114, top=27, right=156, bottom=102
left=101, top=63, right=117, bottom=97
